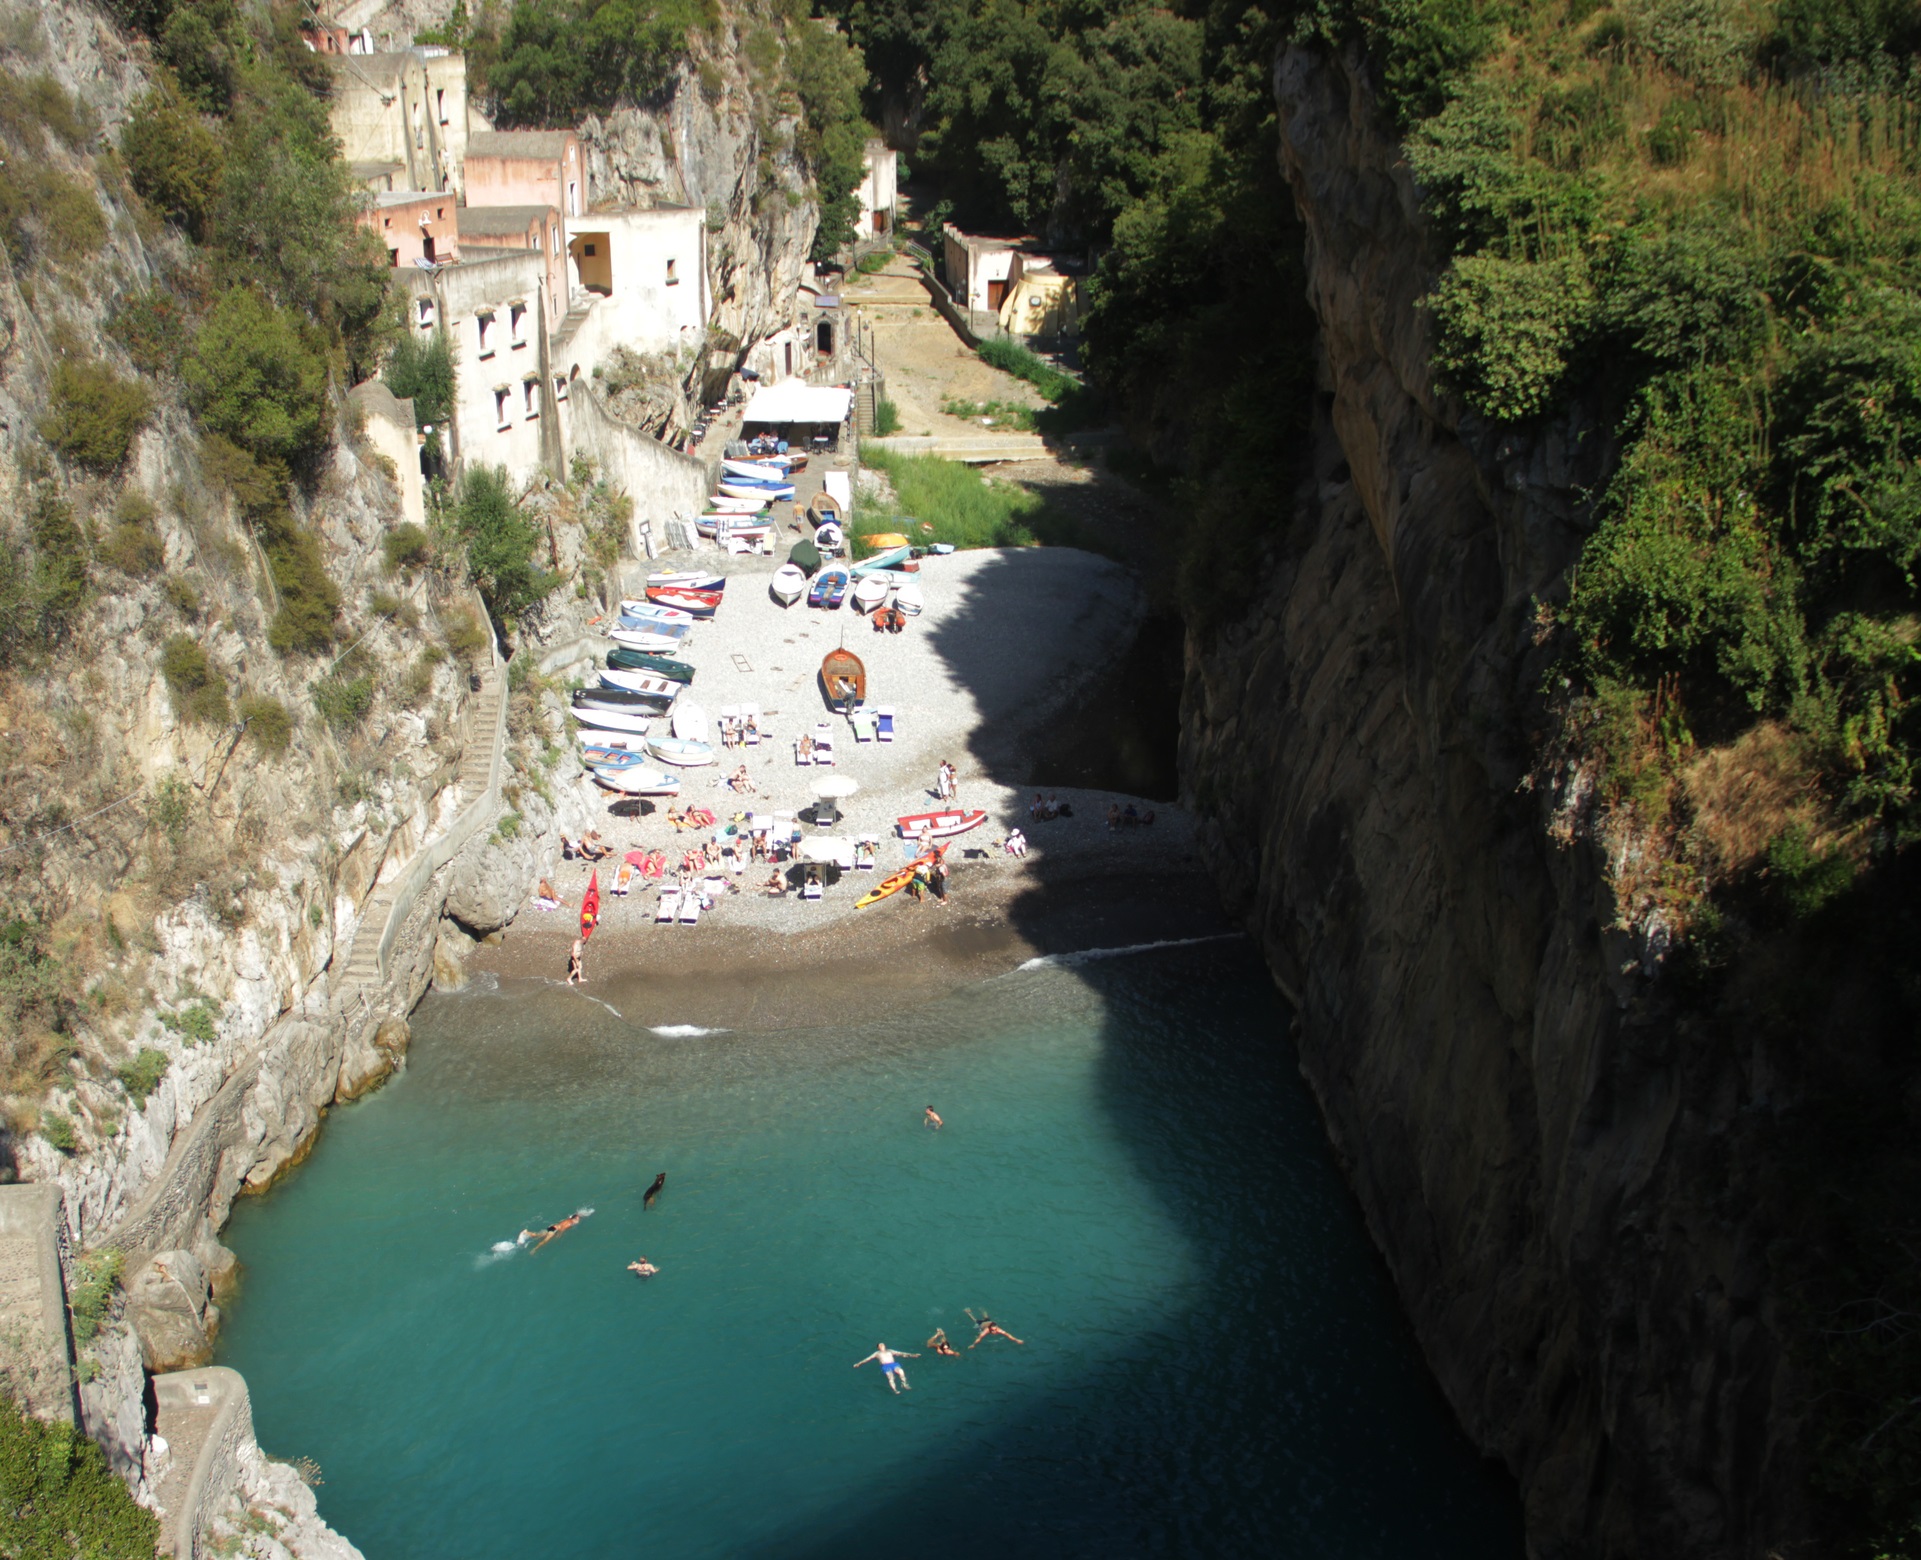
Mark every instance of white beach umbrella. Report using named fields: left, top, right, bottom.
left=814, top=775, right=860, bottom=799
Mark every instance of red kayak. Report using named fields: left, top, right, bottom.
left=894, top=809, right=987, bottom=841
left=581, top=869, right=601, bottom=941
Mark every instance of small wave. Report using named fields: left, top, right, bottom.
left=491, top=1240, right=516, bottom=1253
left=1015, top=933, right=1243, bottom=971
left=649, top=1024, right=728, bottom=1037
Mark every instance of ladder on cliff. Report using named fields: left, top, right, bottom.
left=337, top=668, right=505, bottom=999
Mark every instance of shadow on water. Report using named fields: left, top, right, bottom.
left=731, top=552, right=1523, bottom=1555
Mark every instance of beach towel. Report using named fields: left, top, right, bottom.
left=613, top=862, right=635, bottom=896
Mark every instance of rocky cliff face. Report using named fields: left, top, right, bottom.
left=1180, top=44, right=1801, bottom=1559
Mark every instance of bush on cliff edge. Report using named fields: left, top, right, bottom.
left=0, top=1393, right=158, bottom=1559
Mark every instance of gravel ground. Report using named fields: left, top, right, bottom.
left=473, top=537, right=1217, bottom=995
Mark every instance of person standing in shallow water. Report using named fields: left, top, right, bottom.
left=853, top=1343, right=918, bottom=1393
left=567, top=938, right=585, bottom=986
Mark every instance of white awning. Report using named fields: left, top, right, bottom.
left=742, top=379, right=854, bottom=426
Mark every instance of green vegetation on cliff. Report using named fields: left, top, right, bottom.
left=0, top=1393, right=156, bottom=1559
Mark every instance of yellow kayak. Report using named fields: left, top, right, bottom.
left=855, top=852, right=934, bottom=909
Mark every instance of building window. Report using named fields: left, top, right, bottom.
left=568, top=180, right=579, bottom=217
left=477, top=311, right=495, bottom=357
left=417, top=298, right=436, bottom=327
left=523, top=379, right=539, bottom=418
left=436, top=207, right=444, bottom=220
left=382, top=215, right=392, bottom=229
left=388, top=248, right=399, bottom=267
left=555, top=374, right=569, bottom=403
left=582, top=242, right=596, bottom=258
left=510, top=303, right=527, bottom=346
left=437, top=88, right=447, bottom=124
left=665, top=258, right=678, bottom=286
left=494, top=388, right=511, bottom=429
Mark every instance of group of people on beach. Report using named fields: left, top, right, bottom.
left=855, top=1314, right=1026, bottom=1394
left=1029, top=793, right=1073, bottom=822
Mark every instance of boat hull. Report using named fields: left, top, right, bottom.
left=606, top=649, right=695, bottom=682
left=894, top=809, right=988, bottom=840
left=647, top=734, right=717, bottom=767
left=770, top=564, right=806, bottom=605
left=808, top=568, right=850, bottom=609
left=572, top=706, right=653, bottom=735
left=593, top=766, right=681, bottom=795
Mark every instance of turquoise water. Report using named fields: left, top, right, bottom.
left=217, top=946, right=1520, bottom=1558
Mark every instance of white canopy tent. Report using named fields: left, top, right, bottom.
left=741, top=379, right=854, bottom=427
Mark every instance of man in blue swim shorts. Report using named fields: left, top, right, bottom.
left=853, top=1343, right=919, bottom=1394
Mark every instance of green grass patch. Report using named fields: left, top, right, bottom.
left=941, top=396, right=1039, bottom=432
left=977, top=336, right=1076, bottom=402
left=873, top=397, right=901, bottom=436
left=857, top=445, right=1086, bottom=551
left=114, top=1048, right=169, bottom=1106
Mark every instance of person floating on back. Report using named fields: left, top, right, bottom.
left=644, top=1172, right=666, bottom=1209
left=966, top=1308, right=1024, bottom=1348
left=854, top=1343, right=919, bottom=1393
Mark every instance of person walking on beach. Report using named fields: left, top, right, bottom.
left=567, top=938, right=585, bottom=986
left=966, top=1309, right=1024, bottom=1347
left=854, top=1343, right=919, bottom=1393
left=924, top=1106, right=943, bottom=1130
left=927, top=1328, right=961, bottom=1357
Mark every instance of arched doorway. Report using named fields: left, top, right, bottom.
left=816, top=319, right=834, bottom=356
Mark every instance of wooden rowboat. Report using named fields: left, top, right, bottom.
left=821, top=646, right=866, bottom=710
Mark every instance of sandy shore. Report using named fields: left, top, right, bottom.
left=469, top=536, right=1223, bottom=1022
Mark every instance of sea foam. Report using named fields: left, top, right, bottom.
left=1015, top=933, right=1242, bottom=971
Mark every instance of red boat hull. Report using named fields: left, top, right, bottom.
left=894, top=809, right=987, bottom=840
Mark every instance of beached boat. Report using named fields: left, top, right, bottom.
left=646, top=588, right=720, bottom=618
left=770, top=563, right=807, bottom=605
left=619, top=600, right=700, bottom=626
left=696, top=516, right=774, bottom=540
left=893, top=579, right=925, bottom=616
left=723, top=458, right=788, bottom=482
left=582, top=744, right=648, bottom=769
left=894, top=809, right=988, bottom=840
left=814, top=522, right=845, bottom=554
left=647, top=733, right=717, bottom=767
left=571, top=704, right=653, bottom=735
left=643, top=573, right=725, bottom=593
left=787, top=539, right=822, bottom=576
left=808, top=491, right=845, bottom=527
left=851, top=576, right=889, bottom=613
left=593, top=765, right=681, bottom=796
left=608, top=627, right=688, bottom=654
left=854, top=853, right=936, bottom=909
left=599, top=669, right=680, bottom=698
left=821, top=646, right=866, bottom=709
left=577, top=686, right=671, bottom=713
left=606, top=648, right=695, bottom=682
left=709, top=495, right=769, bottom=513
left=615, top=612, right=694, bottom=637
left=720, top=480, right=795, bottom=502
left=861, top=531, right=910, bottom=550
left=808, top=567, right=849, bottom=610
left=851, top=545, right=912, bottom=576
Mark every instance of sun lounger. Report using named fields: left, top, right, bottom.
left=851, top=706, right=878, bottom=743
left=876, top=706, right=895, bottom=742
left=856, top=834, right=879, bottom=870
left=802, top=874, right=823, bottom=901
left=794, top=736, right=814, bottom=767
left=813, top=723, right=835, bottom=765
left=741, top=703, right=761, bottom=746
left=678, top=892, right=701, bottom=925
left=655, top=888, right=680, bottom=923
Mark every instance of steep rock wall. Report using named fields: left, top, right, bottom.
left=1180, top=44, right=1800, bottom=1559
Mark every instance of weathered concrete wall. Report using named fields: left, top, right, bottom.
left=348, top=381, right=425, bottom=533
left=566, top=376, right=709, bottom=533
left=0, top=1185, right=75, bottom=1425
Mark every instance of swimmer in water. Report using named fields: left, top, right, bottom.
left=627, top=1258, right=659, bottom=1279
left=965, top=1309, right=1024, bottom=1347
left=853, top=1343, right=919, bottom=1393
left=927, top=1328, right=960, bottom=1358
left=519, top=1214, right=582, bottom=1251
left=924, top=1106, right=942, bottom=1130
left=644, top=1172, right=666, bottom=1209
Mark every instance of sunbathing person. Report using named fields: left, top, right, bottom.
left=520, top=1213, right=583, bottom=1251
left=966, top=1309, right=1024, bottom=1347
left=927, top=1328, right=961, bottom=1358
left=533, top=879, right=561, bottom=909
left=798, top=733, right=816, bottom=762
left=728, top=765, right=756, bottom=794
left=764, top=869, right=787, bottom=896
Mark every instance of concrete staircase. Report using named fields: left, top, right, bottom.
left=338, top=667, right=505, bottom=997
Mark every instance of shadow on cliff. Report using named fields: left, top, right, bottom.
left=733, top=551, right=1522, bottom=1556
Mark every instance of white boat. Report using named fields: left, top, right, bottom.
left=815, top=522, right=844, bottom=554
left=593, top=765, right=682, bottom=796
left=709, top=495, right=770, bottom=513
left=641, top=574, right=725, bottom=592
left=852, top=575, right=889, bottom=613
left=572, top=705, right=653, bottom=735
left=671, top=700, right=709, bottom=743
left=770, top=563, right=807, bottom=605
left=618, top=601, right=700, bottom=627
left=608, top=627, right=687, bottom=654
left=600, top=669, right=681, bottom=698
left=615, top=615, right=694, bottom=639
left=723, top=459, right=788, bottom=482
left=647, top=734, right=717, bottom=767
left=893, top=579, right=924, bottom=616
left=720, top=481, right=795, bottom=502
